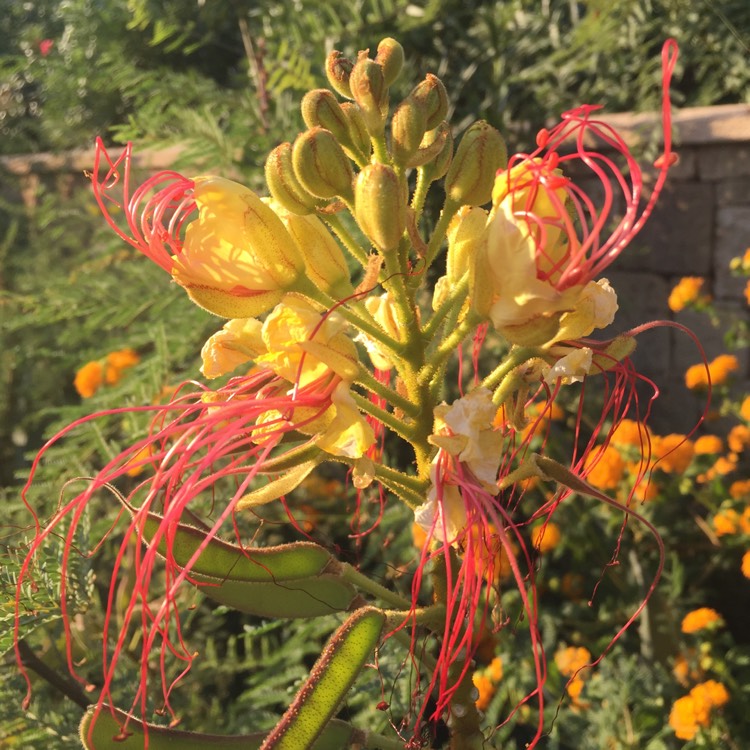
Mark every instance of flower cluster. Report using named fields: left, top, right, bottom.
left=17, top=36, right=683, bottom=749
left=73, top=347, right=140, bottom=397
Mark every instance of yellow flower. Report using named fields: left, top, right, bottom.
left=668, top=276, right=708, bottom=312
left=583, top=444, right=625, bottom=490
left=652, top=434, right=694, bottom=474
left=531, top=521, right=561, bottom=553
left=681, top=607, right=723, bottom=634
left=694, top=435, right=723, bottom=454
left=200, top=318, right=265, bottom=378
left=554, top=646, right=591, bottom=677
left=357, top=293, right=401, bottom=371
left=173, top=177, right=306, bottom=318
left=728, top=424, right=750, bottom=453
left=742, top=550, right=750, bottom=579
left=314, top=382, right=376, bottom=459
left=74, top=361, right=104, bottom=398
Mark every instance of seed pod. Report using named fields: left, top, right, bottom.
left=374, top=37, right=404, bottom=86
left=444, top=120, right=507, bottom=206
left=292, top=127, right=354, bottom=201
left=349, top=55, right=388, bottom=137
left=325, top=50, right=354, bottom=99
left=411, top=74, right=448, bottom=130
left=391, top=96, right=427, bottom=168
left=265, top=142, right=318, bottom=215
left=354, top=164, right=407, bottom=253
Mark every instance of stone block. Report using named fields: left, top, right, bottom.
left=617, top=181, right=714, bottom=275
left=698, top=144, right=750, bottom=180
left=714, top=206, right=750, bottom=299
left=716, top=178, right=750, bottom=206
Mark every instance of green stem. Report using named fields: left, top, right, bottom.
left=340, top=563, right=412, bottom=610
left=373, top=462, right=427, bottom=496
left=364, top=730, right=410, bottom=750
left=371, top=133, right=390, bottom=164
left=323, top=212, right=369, bottom=267
left=351, top=390, right=416, bottom=443
left=423, top=198, right=461, bottom=270
left=356, top=366, right=420, bottom=418
left=418, top=311, right=481, bottom=387
left=482, top=346, right=539, bottom=392
left=411, top=167, right=432, bottom=222
left=422, top=274, right=470, bottom=342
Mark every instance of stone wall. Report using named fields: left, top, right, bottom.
left=2, top=106, right=749, bottom=430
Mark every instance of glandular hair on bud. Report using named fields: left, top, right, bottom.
left=349, top=56, right=388, bottom=137
left=374, top=38, right=404, bottom=87
left=444, top=121, right=507, bottom=207
left=391, top=96, right=427, bottom=168
left=341, top=103, right=371, bottom=159
left=411, top=74, right=448, bottom=131
left=265, top=142, right=318, bottom=215
left=301, top=89, right=357, bottom=155
left=292, top=127, right=355, bottom=202
left=355, top=164, right=407, bottom=253
left=325, top=50, right=354, bottom=99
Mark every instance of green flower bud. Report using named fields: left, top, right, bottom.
left=391, top=96, right=427, bottom=168
left=424, top=124, right=454, bottom=181
left=265, top=142, right=318, bottom=216
left=325, top=50, right=354, bottom=99
left=411, top=74, right=448, bottom=131
left=354, top=164, right=407, bottom=253
left=301, top=89, right=363, bottom=161
left=374, top=38, right=404, bottom=87
left=292, top=127, right=355, bottom=202
left=341, top=103, right=371, bottom=158
left=406, top=121, right=451, bottom=169
left=444, top=121, right=507, bottom=206
left=349, top=55, right=388, bottom=137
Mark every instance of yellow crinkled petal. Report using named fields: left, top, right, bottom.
left=201, top=318, right=265, bottom=379
left=316, top=383, right=375, bottom=459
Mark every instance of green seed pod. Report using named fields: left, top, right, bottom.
left=411, top=74, right=448, bottom=130
left=354, top=164, right=407, bottom=253
left=349, top=55, right=388, bottom=137
left=444, top=120, right=507, bottom=206
left=325, top=49, right=354, bottom=99
left=265, top=142, right=318, bottom=215
left=374, top=37, right=405, bottom=86
left=391, top=96, right=427, bottom=168
left=292, top=127, right=355, bottom=202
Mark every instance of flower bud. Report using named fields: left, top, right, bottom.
left=411, top=74, right=448, bottom=130
left=265, top=142, right=318, bottom=216
left=292, top=127, right=354, bottom=201
left=341, top=103, right=371, bottom=159
left=301, top=89, right=351, bottom=140
left=422, top=124, right=454, bottom=181
left=444, top=121, right=507, bottom=206
left=446, top=206, right=488, bottom=283
left=354, top=164, right=407, bottom=253
left=391, top=96, right=427, bottom=167
left=272, top=201, right=354, bottom=297
left=325, top=50, right=354, bottom=99
left=407, top=121, right=452, bottom=173
left=374, top=37, right=404, bottom=86
left=349, top=55, right=388, bottom=137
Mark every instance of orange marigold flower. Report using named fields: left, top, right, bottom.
left=105, top=348, right=141, bottom=385
left=583, top=444, right=625, bottom=490
left=685, top=363, right=709, bottom=390
left=669, top=681, right=730, bottom=740
left=741, top=507, right=750, bottom=534
left=668, top=276, right=707, bottom=312
left=669, top=695, right=701, bottom=740
left=709, top=354, right=740, bottom=386
left=472, top=672, right=495, bottom=711
left=741, top=396, right=750, bottom=422
left=633, top=478, right=660, bottom=502
left=531, top=521, right=561, bottom=553
left=611, top=418, right=650, bottom=448
left=730, top=479, right=750, bottom=499
left=555, top=646, right=591, bottom=677
left=691, top=680, right=729, bottom=711
left=673, top=651, right=701, bottom=687
left=566, top=677, right=589, bottom=708
left=681, top=607, right=723, bottom=634
left=728, top=424, right=750, bottom=454
left=488, top=656, right=503, bottom=682
left=652, top=434, right=694, bottom=474
left=73, top=361, right=104, bottom=398
left=694, top=435, right=724, bottom=454
left=745, top=279, right=750, bottom=306
left=713, top=509, right=740, bottom=537
left=742, top=550, right=750, bottom=579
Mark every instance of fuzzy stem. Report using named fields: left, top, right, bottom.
left=355, top=367, right=420, bottom=418
left=323, top=212, right=369, bottom=267
left=351, top=390, right=417, bottom=443
left=482, top=346, right=539, bottom=393
left=423, top=198, right=461, bottom=270
left=340, top=563, right=412, bottom=610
